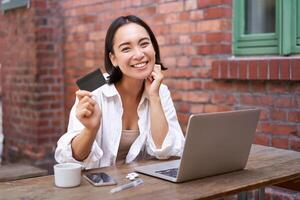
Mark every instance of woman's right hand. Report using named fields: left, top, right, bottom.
left=75, top=90, right=101, bottom=132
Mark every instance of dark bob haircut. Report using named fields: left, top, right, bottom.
left=104, top=15, right=167, bottom=84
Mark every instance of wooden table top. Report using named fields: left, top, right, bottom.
left=0, top=164, right=48, bottom=182
left=1, top=145, right=300, bottom=200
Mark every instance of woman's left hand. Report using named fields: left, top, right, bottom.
left=145, top=64, right=164, bottom=98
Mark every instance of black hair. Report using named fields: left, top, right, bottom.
left=104, top=15, right=167, bottom=84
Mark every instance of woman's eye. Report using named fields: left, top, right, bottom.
left=121, top=47, right=130, bottom=52
left=141, top=42, right=149, bottom=47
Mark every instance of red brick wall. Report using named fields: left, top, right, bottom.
left=0, top=0, right=65, bottom=168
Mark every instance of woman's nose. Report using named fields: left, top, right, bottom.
left=133, top=48, right=144, bottom=60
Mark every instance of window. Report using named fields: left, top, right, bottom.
left=295, top=0, right=300, bottom=52
left=1, top=0, right=29, bottom=12
left=233, top=0, right=300, bottom=55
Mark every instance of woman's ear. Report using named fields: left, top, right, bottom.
left=109, top=52, right=117, bottom=67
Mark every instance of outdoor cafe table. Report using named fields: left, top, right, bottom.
left=1, top=144, right=300, bottom=200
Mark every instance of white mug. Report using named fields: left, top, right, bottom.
left=54, top=163, right=82, bottom=188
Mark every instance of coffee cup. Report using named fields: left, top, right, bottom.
left=54, top=163, right=82, bottom=188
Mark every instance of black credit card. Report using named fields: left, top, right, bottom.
left=76, top=68, right=107, bottom=92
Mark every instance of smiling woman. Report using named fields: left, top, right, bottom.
left=55, top=15, right=185, bottom=169
left=104, top=15, right=167, bottom=84
left=109, top=23, right=156, bottom=81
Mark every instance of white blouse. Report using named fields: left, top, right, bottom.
left=54, top=83, right=185, bottom=169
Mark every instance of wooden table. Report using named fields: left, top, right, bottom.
left=0, top=164, right=48, bottom=182
left=1, top=145, right=300, bottom=200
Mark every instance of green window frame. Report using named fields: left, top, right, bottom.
left=293, top=0, right=300, bottom=52
left=233, top=0, right=300, bottom=56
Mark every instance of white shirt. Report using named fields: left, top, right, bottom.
left=55, top=83, right=185, bottom=169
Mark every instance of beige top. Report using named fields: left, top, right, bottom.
left=116, top=130, right=140, bottom=165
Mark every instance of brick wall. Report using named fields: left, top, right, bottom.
left=0, top=0, right=65, bottom=169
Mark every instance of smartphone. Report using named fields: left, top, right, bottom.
left=83, top=172, right=117, bottom=186
left=76, top=68, right=107, bottom=92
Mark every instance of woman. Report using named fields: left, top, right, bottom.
left=55, top=15, right=185, bottom=169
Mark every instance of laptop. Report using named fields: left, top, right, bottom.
left=135, top=109, right=260, bottom=183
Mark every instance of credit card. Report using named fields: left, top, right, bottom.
left=76, top=68, right=107, bottom=92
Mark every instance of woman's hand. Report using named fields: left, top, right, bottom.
left=145, top=64, right=164, bottom=98
left=75, top=90, right=101, bottom=131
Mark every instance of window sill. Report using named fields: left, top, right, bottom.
left=211, top=56, right=300, bottom=81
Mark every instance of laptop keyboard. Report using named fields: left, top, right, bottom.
left=156, top=168, right=178, bottom=178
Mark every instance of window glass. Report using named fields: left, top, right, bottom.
left=245, top=0, right=276, bottom=34
left=297, top=1, right=300, bottom=41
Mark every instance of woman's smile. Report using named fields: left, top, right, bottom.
left=131, top=61, right=148, bottom=69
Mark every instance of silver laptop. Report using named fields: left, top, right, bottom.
left=135, top=109, right=260, bottom=183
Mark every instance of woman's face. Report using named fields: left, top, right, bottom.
left=109, top=23, right=156, bottom=81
